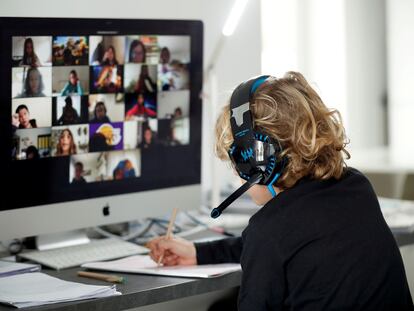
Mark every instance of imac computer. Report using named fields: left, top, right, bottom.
left=0, top=17, right=203, bottom=243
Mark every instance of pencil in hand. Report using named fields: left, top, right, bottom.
left=157, top=208, right=178, bottom=267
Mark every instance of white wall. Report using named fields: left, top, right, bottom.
left=345, top=0, right=387, bottom=149
left=386, top=0, right=414, bottom=166
left=299, top=0, right=348, bottom=130
left=261, top=0, right=301, bottom=76
left=261, top=0, right=387, bottom=153
left=0, top=0, right=262, bottom=201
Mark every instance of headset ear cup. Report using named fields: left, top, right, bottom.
left=252, top=131, right=286, bottom=185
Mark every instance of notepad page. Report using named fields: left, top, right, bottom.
left=82, top=255, right=241, bottom=278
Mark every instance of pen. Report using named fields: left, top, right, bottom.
left=157, top=207, right=178, bottom=267
left=77, top=271, right=125, bottom=283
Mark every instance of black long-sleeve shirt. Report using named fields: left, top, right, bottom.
left=196, top=168, right=413, bottom=310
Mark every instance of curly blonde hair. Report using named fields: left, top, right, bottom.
left=215, top=71, right=350, bottom=189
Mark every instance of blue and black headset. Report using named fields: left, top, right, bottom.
left=211, top=75, right=286, bottom=218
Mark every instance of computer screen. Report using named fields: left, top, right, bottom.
left=0, top=17, right=203, bottom=240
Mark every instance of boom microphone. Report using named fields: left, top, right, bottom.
left=210, top=172, right=263, bottom=218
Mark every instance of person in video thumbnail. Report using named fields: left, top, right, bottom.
left=72, top=161, right=87, bottom=184
left=63, top=37, right=76, bottom=65
left=90, top=101, right=111, bottom=124
left=134, top=65, right=156, bottom=94
left=112, top=159, right=136, bottom=180
left=129, top=39, right=146, bottom=63
left=61, top=70, right=84, bottom=96
left=20, top=38, right=41, bottom=67
left=159, top=47, right=170, bottom=65
left=167, top=107, right=184, bottom=146
left=102, top=45, right=119, bottom=66
left=126, top=93, right=156, bottom=119
left=139, top=124, right=156, bottom=150
left=15, top=104, right=37, bottom=129
left=18, top=67, right=45, bottom=98
left=160, top=60, right=189, bottom=91
left=57, top=96, right=80, bottom=125
left=94, top=66, right=121, bottom=93
left=56, top=128, right=77, bottom=156
left=25, top=145, right=40, bottom=160
left=159, top=47, right=171, bottom=75
left=173, top=107, right=183, bottom=119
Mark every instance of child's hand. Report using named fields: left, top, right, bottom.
left=146, top=236, right=197, bottom=266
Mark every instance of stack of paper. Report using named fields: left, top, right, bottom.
left=0, top=260, right=40, bottom=278
left=82, top=255, right=241, bottom=278
left=0, top=272, right=121, bottom=308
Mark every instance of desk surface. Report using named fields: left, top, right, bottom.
left=0, top=267, right=241, bottom=311
left=1, top=226, right=413, bottom=310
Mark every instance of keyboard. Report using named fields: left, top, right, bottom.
left=18, top=238, right=149, bottom=270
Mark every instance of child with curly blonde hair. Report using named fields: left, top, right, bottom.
left=147, top=72, right=413, bottom=310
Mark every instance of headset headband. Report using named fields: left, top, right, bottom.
left=229, top=75, right=270, bottom=141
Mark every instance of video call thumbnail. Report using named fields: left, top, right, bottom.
left=53, top=36, right=89, bottom=66
left=157, top=90, right=190, bottom=119
left=124, top=64, right=157, bottom=94
left=158, top=62, right=190, bottom=91
left=89, top=36, right=125, bottom=66
left=52, top=96, right=89, bottom=126
left=52, top=66, right=90, bottom=96
left=51, top=125, right=89, bottom=157
left=12, top=67, right=52, bottom=98
left=69, top=149, right=141, bottom=183
left=13, top=128, right=52, bottom=160
left=12, top=97, right=52, bottom=129
left=125, top=92, right=157, bottom=120
left=108, top=149, right=141, bottom=180
left=157, top=36, right=190, bottom=92
left=123, top=120, right=143, bottom=150
left=12, top=36, right=52, bottom=67
left=90, top=65, right=123, bottom=94
left=88, top=94, right=125, bottom=123
left=125, top=36, right=155, bottom=64
left=157, top=117, right=190, bottom=146
left=89, top=122, right=124, bottom=153
left=157, top=36, right=190, bottom=64
left=157, top=90, right=190, bottom=146
left=139, top=119, right=158, bottom=150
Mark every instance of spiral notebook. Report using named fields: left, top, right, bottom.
left=82, top=255, right=241, bottom=278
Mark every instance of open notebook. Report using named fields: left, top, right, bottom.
left=82, top=255, right=241, bottom=278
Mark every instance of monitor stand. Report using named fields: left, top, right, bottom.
left=36, top=229, right=90, bottom=251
